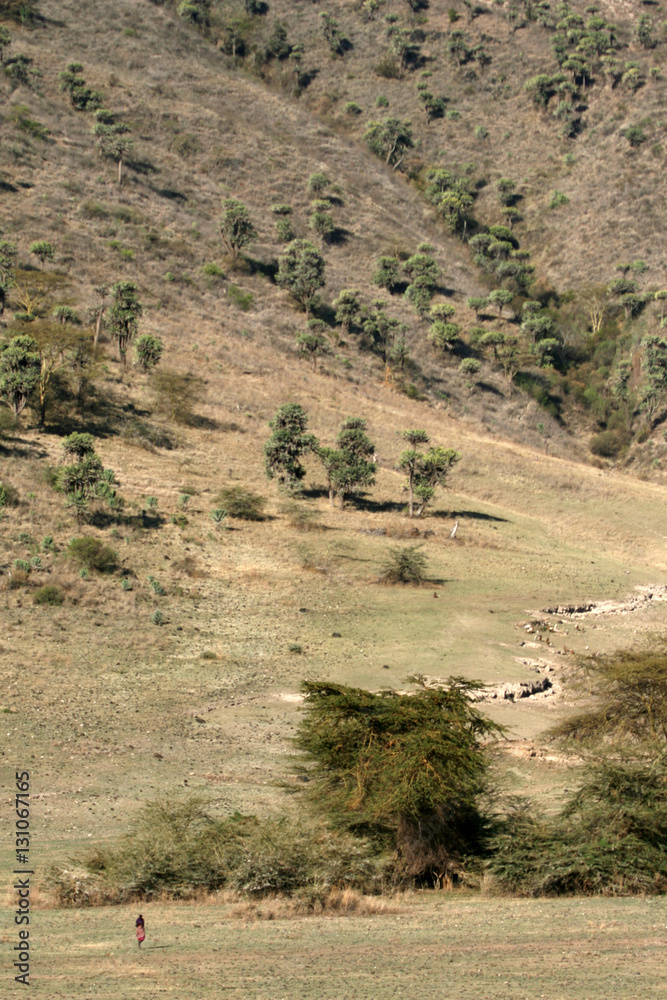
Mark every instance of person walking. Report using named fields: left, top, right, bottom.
left=136, top=914, right=145, bottom=948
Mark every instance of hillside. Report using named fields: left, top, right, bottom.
left=1, top=0, right=667, bottom=937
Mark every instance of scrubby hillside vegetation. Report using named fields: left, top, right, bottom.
left=1, top=0, right=667, bottom=917
left=0, top=0, right=666, bottom=463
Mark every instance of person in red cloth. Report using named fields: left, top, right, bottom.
left=136, top=914, right=145, bottom=948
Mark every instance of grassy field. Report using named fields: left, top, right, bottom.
left=2, top=894, right=667, bottom=999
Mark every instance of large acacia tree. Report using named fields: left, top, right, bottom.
left=295, top=679, right=503, bottom=882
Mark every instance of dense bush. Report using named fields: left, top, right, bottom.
left=215, top=486, right=266, bottom=520
left=379, top=545, right=427, bottom=584
left=49, top=798, right=389, bottom=903
left=67, top=537, right=118, bottom=573
left=34, top=585, right=64, bottom=606
left=488, top=757, right=667, bottom=896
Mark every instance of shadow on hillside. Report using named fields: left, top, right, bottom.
left=128, top=156, right=159, bottom=176
left=433, top=509, right=509, bottom=523
left=0, top=435, right=48, bottom=459
left=353, top=498, right=406, bottom=514
left=477, top=381, right=505, bottom=397
left=152, top=186, right=188, bottom=203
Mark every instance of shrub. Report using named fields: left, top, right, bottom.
left=307, top=172, right=329, bottom=196
left=201, top=262, right=224, bottom=278
left=344, top=101, right=362, bottom=116
left=589, top=430, right=628, bottom=458
left=625, top=125, right=646, bottom=148
left=151, top=609, right=165, bottom=626
left=151, top=369, right=203, bottom=425
left=52, top=799, right=389, bottom=902
left=379, top=545, right=427, bottom=585
left=0, top=481, right=19, bottom=509
left=376, top=95, right=389, bottom=107
left=67, top=537, right=118, bottom=573
left=374, top=54, right=400, bottom=79
left=228, top=285, right=254, bottom=311
left=33, top=585, right=64, bottom=606
left=548, top=190, right=569, bottom=209
left=215, top=486, right=266, bottom=520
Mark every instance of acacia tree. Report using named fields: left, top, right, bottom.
left=108, top=280, right=142, bottom=364
left=276, top=240, right=326, bottom=316
left=295, top=320, right=331, bottom=372
left=30, top=319, right=91, bottom=426
left=220, top=198, right=257, bottom=261
left=94, top=120, right=133, bottom=185
left=318, top=417, right=375, bottom=508
left=295, top=679, right=503, bottom=882
left=364, top=117, right=414, bottom=169
left=0, top=335, right=40, bottom=418
left=398, top=429, right=460, bottom=517
left=264, top=403, right=319, bottom=492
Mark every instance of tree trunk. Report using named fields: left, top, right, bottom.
left=118, top=158, right=123, bottom=186
left=408, top=468, right=414, bottom=518
left=94, top=311, right=102, bottom=352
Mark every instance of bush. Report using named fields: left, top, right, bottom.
left=34, top=585, right=64, bottom=606
left=50, top=798, right=389, bottom=903
left=548, top=190, right=569, bottom=210
left=344, top=102, right=362, bottom=116
left=214, top=486, right=266, bottom=520
left=201, top=262, right=224, bottom=278
left=228, top=284, right=254, bottom=311
left=589, top=429, right=628, bottom=458
left=374, top=54, right=400, bottom=79
left=0, top=481, right=19, bottom=509
left=379, top=545, right=427, bottom=585
left=151, top=369, right=203, bottom=425
left=488, top=757, right=667, bottom=896
left=67, top=537, right=118, bottom=573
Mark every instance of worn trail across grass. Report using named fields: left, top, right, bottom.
left=4, top=896, right=667, bottom=999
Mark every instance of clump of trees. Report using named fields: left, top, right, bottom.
left=489, top=644, right=667, bottom=895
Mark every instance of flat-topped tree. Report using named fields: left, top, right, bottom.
left=94, top=119, right=133, bottom=185
left=108, top=281, right=141, bottom=365
left=220, top=199, right=257, bottom=262
left=489, top=289, right=513, bottom=316
left=29, top=240, right=55, bottom=266
left=264, top=403, right=319, bottom=493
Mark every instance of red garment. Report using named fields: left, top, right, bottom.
left=136, top=925, right=145, bottom=944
